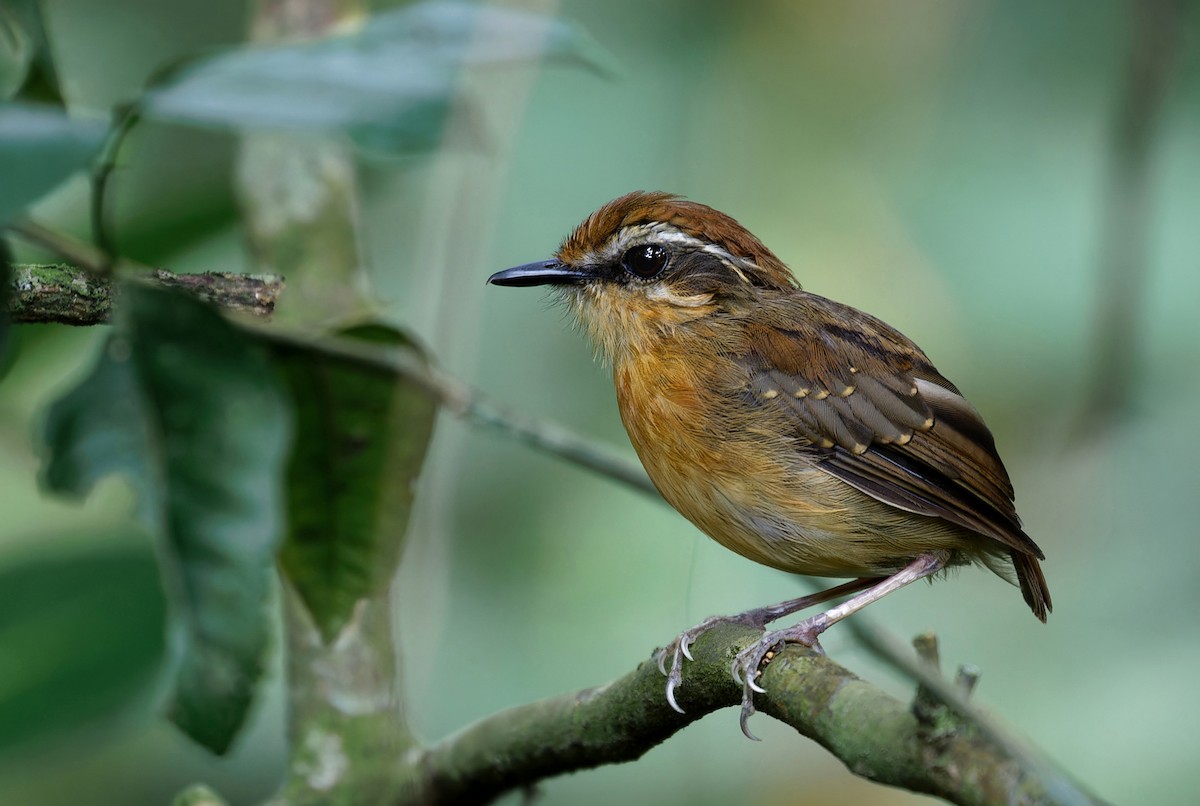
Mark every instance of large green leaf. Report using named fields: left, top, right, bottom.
left=41, top=283, right=292, bottom=754
left=0, top=102, right=107, bottom=222
left=0, top=542, right=165, bottom=751
left=0, top=4, right=31, bottom=100
left=138, top=1, right=612, bottom=154
left=275, top=325, right=436, bottom=642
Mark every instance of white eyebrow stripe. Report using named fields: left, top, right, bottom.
left=593, top=223, right=759, bottom=283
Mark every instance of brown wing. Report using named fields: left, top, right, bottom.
left=737, top=297, right=1044, bottom=567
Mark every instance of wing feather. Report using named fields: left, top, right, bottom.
left=738, top=300, right=1042, bottom=560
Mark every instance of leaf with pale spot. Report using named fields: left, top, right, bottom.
left=41, top=282, right=291, bottom=754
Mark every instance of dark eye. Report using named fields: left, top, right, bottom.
left=621, top=244, right=669, bottom=279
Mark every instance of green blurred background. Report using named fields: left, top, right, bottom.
left=2, top=0, right=1198, bottom=803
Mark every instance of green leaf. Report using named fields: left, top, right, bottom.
left=0, top=240, right=11, bottom=369
left=0, top=5, right=32, bottom=101
left=172, top=784, right=229, bottom=806
left=1, top=0, right=63, bottom=103
left=41, top=283, right=292, bottom=754
left=275, top=325, right=436, bottom=642
left=0, top=102, right=107, bottom=222
left=0, top=542, right=165, bottom=751
left=138, top=1, right=612, bottom=155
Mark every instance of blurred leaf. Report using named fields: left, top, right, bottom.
left=137, top=1, right=612, bottom=154
left=0, top=240, right=10, bottom=370
left=0, top=542, right=165, bottom=751
left=0, top=4, right=31, bottom=100
left=275, top=324, right=436, bottom=642
left=172, top=784, right=229, bottom=806
left=41, top=283, right=292, bottom=754
left=0, top=0, right=62, bottom=103
left=0, top=102, right=106, bottom=222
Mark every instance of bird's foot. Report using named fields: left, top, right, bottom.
left=655, top=611, right=772, bottom=715
left=730, top=612, right=830, bottom=740
left=653, top=579, right=878, bottom=724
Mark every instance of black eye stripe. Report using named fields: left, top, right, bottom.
left=621, top=244, right=669, bottom=279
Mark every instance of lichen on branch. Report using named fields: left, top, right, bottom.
left=9, top=263, right=283, bottom=325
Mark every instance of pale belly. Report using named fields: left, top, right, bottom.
left=645, top=450, right=943, bottom=577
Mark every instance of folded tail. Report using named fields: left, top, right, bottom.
left=1012, top=551, right=1052, bottom=622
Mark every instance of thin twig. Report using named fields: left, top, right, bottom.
left=1076, top=0, right=1183, bottom=434
left=90, top=103, right=142, bottom=269
left=246, top=324, right=659, bottom=497
left=6, top=219, right=115, bottom=275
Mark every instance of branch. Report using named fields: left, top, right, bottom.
left=6, top=221, right=282, bottom=323
left=410, top=624, right=1100, bottom=806
left=844, top=619, right=1050, bottom=779
left=8, top=263, right=283, bottom=324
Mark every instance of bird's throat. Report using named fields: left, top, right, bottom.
left=560, top=282, right=718, bottom=367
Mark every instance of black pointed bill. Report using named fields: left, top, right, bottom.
left=487, top=260, right=590, bottom=287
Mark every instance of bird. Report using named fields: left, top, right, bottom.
left=487, top=191, right=1050, bottom=737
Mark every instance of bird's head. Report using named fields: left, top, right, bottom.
left=488, top=191, right=798, bottom=362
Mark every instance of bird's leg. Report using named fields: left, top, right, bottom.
left=656, top=576, right=882, bottom=714
left=733, top=553, right=947, bottom=739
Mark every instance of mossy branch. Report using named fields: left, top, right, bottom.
left=409, top=624, right=1101, bottom=806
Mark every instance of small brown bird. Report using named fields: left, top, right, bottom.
left=488, top=191, right=1049, bottom=736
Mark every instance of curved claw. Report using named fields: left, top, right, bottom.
left=739, top=700, right=761, bottom=741
left=733, top=640, right=775, bottom=689
left=666, top=677, right=685, bottom=714
left=662, top=612, right=799, bottom=725
left=663, top=643, right=688, bottom=713
left=730, top=637, right=785, bottom=738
